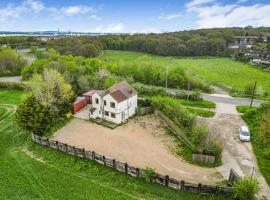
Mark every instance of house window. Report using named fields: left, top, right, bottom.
left=105, top=111, right=109, bottom=116
left=110, top=102, right=115, bottom=108
left=104, top=100, right=107, bottom=106
left=95, top=98, right=99, bottom=104
left=111, top=113, right=116, bottom=118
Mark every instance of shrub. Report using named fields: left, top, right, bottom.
left=233, top=176, right=260, bottom=200
left=244, top=82, right=256, bottom=97
left=142, top=167, right=157, bottom=183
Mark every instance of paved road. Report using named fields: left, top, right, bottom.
left=0, top=76, right=22, bottom=82
left=202, top=93, right=264, bottom=107
left=164, top=86, right=264, bottom=107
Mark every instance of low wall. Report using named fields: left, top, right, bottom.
left=31, top=133, right=232, bottom=195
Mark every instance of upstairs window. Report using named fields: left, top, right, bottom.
left=95, top=98, right=99, bottom=104
left=110, top=102, right=115, bottom=108
left=104, top=100, right=107, bottom=106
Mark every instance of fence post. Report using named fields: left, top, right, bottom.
left=198, top=183, right=202, bottom=193
left=102, top=156, right=106, bottom=166
left=73, top=146, right=76, bottom=155
left=165, top=175, right=169, bottom=186
left=92, top=151, right=95, bottom=160
left=38, top=135, right=42, bottom=144
left=83, top=148, right=86, bottom=157
left=136, top=168, right=140, bottom=177
left=216, top=186, right=219, bottom=194
left=112, top=159, right=116, bottom=169
left=65, top=144, right=68, bottom=152
left=181, top=180, right=185, bottom=190
left=124, top=163, right=128, bottom=173
left=56, top=141, right=59, bottom=150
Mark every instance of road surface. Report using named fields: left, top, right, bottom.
left=202, top=93, right=264, bottom=107
left=0, top=76, right=22, bottom=82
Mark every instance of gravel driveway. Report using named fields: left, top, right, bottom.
left=53, top=116, right=223, bottom=185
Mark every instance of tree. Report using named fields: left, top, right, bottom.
left=16, top=95, right=52, bottom=135
left=28, top=69, right=74, bottom=117
left=0, top=47, right=27, bottom=75
left=233, top=176, right=260, bottom=200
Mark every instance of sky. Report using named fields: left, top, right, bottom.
left=0, top=0, right=270, bottom=33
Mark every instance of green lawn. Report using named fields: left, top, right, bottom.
left=0, top=89, right=230, bottom=199
left=101, top=50, right=270, bottom=96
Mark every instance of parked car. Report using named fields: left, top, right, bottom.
left=239, top=125, right=250, bottom=142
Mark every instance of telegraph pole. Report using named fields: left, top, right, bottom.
left=250, top=81, right=257, bottom=108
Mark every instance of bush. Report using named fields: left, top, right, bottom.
left=244, top=82, right=256, bottom=97
left=236, top=106, right=257, bottom=114
left=233, top=176, right=260, bottom=200
left=142, top=167, right=157, bottom=183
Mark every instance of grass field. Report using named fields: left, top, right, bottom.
left=0, top=89, right=230, bottom=199
left=101, top=50, right=270, bottom=96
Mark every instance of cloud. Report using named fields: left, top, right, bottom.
left=158, top=13, right=182, bottom=20
left=89, top=14, right=102, bottom=21
left=23, top=0, right=44, bottom=12
left=0, top=0, right=100, bottom=22
left=86, top=23, right=124, bottom=33
left=237, top=0, right=248, bottom=3
left=60, top=5, right=93, bottom=16
left=186, top=1, right=270, bottom=28
left=0, top=0, right=44, bottom=21
left=186, top=0, right=215, bottom=8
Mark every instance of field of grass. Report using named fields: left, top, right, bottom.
left=0, top=89, right=230, bottom=199
left=101, top=50, right=270, bottom=96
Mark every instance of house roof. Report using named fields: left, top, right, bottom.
left=108, top=81, right=136, bottom=97
left=110, top=90, right=127, bottom=103
left=83, top=90, right=99, bottom=97
left=89, top=82, right=136, bottom=103
left=84, top=89, right=109, bottom=97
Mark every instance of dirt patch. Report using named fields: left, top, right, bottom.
left=53, top=115, right=223, bottom=185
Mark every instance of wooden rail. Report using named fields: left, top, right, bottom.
left=31, top=133, right=232, bottom=195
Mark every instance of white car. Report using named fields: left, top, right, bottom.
left=239, top=125, right=250, bottom=142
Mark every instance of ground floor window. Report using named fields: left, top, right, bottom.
left=111, top=113, right=116, bottom=118
left=105, top=111, right=109, bottom=116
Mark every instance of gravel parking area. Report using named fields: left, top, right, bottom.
left=53, top=115, right=223, bottom=185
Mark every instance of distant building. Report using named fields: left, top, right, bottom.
left=89, top=81, right=137, bottom=124
left=260, top=32, right=270, bottom=43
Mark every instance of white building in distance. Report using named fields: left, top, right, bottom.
left=89, top=81, right=137, bottom=124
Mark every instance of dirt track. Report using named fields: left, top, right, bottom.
left=54, top=116, right=223, bottom=185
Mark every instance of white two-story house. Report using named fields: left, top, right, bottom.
left=89, top=81, right=137, bottom=124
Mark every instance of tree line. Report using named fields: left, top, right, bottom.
left=1, top=27, right=270, bottom=57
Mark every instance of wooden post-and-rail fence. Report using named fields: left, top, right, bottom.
left=31, top=133, right=232, bottom=195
